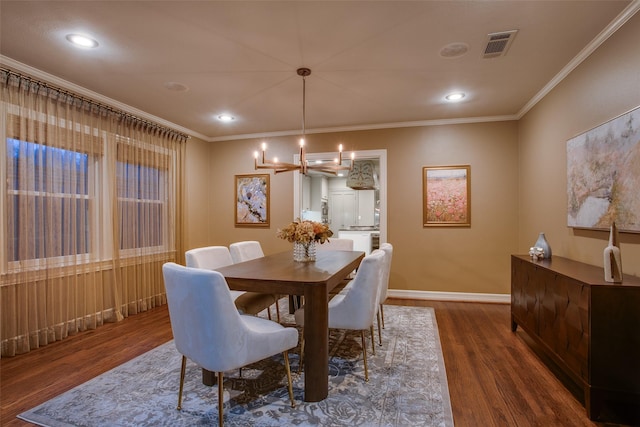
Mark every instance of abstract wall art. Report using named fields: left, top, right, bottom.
left=567, top=106, right=640, bottom=233
left=235, top=174, right=270, bottom=227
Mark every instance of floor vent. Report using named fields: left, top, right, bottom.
left=483, top=30, right=518, bottom=58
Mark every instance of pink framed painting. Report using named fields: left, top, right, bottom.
left=423, top=165, right=471, bottom=227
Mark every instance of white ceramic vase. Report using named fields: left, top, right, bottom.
left=603, top=222, right=623, bottom=283
left=533, top=232, right=552, bottom=259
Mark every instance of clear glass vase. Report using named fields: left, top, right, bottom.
left=293, top=240, right=317, bottom=262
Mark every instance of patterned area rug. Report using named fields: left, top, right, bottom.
left=18, top=305, right=453, bottom=426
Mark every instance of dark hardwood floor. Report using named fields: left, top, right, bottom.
left=1, top=299, right=638, bottom=426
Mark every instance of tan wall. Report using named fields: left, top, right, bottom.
left=188, top=121, right=519, bottom=295
left=518, top=12, right=640, bottom=276
left=183, top=12, right=640, bottom=295
left=184, top=136, right=212, bottom=251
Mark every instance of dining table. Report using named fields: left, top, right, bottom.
left=211, top=249, right=365, bottom=402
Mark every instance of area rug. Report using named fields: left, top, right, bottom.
left=18, top=305, right=453, bottom=427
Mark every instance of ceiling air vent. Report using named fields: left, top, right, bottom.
left=483, top=29, right=518, bottom=58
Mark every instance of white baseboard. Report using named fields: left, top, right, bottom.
left=387, top=289, right=510, bottom=304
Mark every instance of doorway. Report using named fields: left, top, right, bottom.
left=293, top=149, right=387, bottom=244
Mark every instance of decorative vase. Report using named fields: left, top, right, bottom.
left=533, top=232, right=552, bottom=259
left=293, top=240, right=317, bottom=262
left=603, top=222, right=623, bottom=283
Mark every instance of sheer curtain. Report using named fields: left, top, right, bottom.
left=0, top=69, right=186, bottom=356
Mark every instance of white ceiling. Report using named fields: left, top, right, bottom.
left=0, top=1, right=637, bottom=141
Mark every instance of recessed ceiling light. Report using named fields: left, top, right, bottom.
left=217, top=114, right=235, bottom=122
left=445, top=92, right=466, bottom=102
left=65, top=34, right=99, bottom=48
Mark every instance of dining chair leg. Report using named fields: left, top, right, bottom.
left=177, top=355, right=187, bottom=410
left=298, top=330, right=305, bottom=373
left=290, top=295, right=302, bottom=311
left=376, top=311, right=383, bottom=346
left=218, top=372, right=224, bottom=427
left=283, top=351, right=296, bottom=407
left=369, top=326, right=376, bottom=356
left=380, top=303, right=385, bottom=329
left=360, top=330, right=369, bottom=382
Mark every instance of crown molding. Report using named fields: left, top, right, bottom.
left=517, top=0, right=640, bottom=119
left=206, top=115, right=518, bottom=142
left=0, top=55, right=208, bottom=141
left=0, top=55, right=518, bottom=142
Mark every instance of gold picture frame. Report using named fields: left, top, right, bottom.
left=423, top=165, right=471, bottom=227
left=235, top=174, right=270, bottom=227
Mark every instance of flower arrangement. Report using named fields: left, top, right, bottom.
left=276, top=219, right=333, bottom=245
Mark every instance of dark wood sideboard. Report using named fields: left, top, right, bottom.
left=511, top=255, right=640, bottom=421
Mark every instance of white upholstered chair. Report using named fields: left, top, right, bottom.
left=229, top=240, right=265, bottom=263
left=185, top=246, right=277, bottom=318
left=375, top=243, right=393, bottom=345
left=316, top=238, right=354, bottom=251
left=186, top=245, right=235, bottom=270
left=294, top=249, right=385, bottom=381
left=337, top=242, right=392, bottom=346
left=319, top=238, right=356, bottom=296
left=229, top=241, right=281, bottom=322
left=162, top=262, right=298, bottom=427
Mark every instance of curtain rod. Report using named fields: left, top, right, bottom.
left=1, top=67, right=190, bottom=141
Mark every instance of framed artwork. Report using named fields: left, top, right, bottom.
left=423, top=165, right=471, bottom=227
left=235, top=174, right=270, bottom=227
left=567, top=105, right=640, bottom=233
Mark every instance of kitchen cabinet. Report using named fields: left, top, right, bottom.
left=357, top=190, right=375, bottom=226
left=329, top=191, right=356, bottom=230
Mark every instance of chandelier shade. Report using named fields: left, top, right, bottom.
left=254, top=68, right=353, bottom=175
left=346, top=160, right=376, bottom=190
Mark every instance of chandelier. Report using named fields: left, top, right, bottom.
left=254, top=68, right=353, bottom=175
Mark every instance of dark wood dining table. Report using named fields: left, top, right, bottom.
left=212, top=249, right=365, bottom=402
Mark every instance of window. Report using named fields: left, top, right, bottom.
left=5, top=136, right=171, bottom=265
left=117, top=161, right=166, bottom=251
left=2, top=97, right=178, bottom=273
left=6, top=138, right=90, bottom=262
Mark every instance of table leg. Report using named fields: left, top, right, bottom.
left=303, top=284, right=329, bottom=402
left=202, top=368, right=216, bottom=386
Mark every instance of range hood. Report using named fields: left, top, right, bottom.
left=346, top=160, right=376, bottom=190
